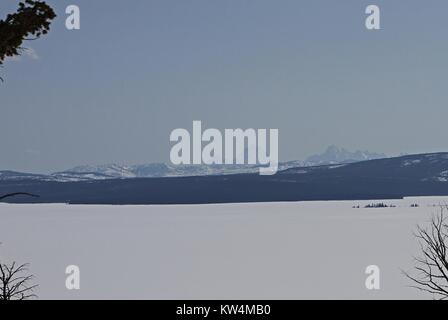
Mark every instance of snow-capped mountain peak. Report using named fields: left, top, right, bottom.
left=304, top=145, right=386, bottom=166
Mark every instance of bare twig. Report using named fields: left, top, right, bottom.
left=0, top=193, right=39, bottom=201
left=0, top=262, right=38, bottom=300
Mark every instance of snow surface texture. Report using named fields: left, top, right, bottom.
left=1, top=197, right=447, bottom=300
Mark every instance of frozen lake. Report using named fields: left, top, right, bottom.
left=1, top=196, right=448, bottom=300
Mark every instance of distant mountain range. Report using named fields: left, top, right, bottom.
left=0, top=146, right=388, bottom=182
left=304, top=145, right=386, bottom=165
left=1, top=151, right=448, bottom=204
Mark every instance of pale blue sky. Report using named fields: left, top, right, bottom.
left=1, top=0, right=447, bottom=173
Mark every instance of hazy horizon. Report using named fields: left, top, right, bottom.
left=1, top=144, right=441, bottom=175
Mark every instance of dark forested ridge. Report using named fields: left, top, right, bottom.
left=1, top=153, right=448, bottom=204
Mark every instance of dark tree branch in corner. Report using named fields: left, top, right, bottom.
left=0, top=0, right=56, bottom=81
left=0, top=262, right=38, bottom=300
left=0, top=193, right=39, bottom=201
left=403, top=206, right=448, bottom=300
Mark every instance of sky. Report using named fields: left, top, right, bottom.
left=1, top=0, right=447, bottom=173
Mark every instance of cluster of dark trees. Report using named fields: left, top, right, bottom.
left=364, top=202, right=396, bottom=208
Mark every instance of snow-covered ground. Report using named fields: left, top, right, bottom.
left=1, top=197, right=448, bottom=300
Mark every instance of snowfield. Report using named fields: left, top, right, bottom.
left=1, top=197, right=448, bottom=300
